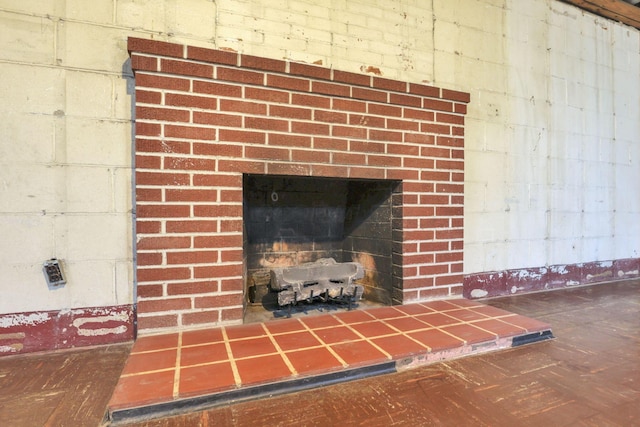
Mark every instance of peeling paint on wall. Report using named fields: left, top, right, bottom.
left=464, top=257, right=640, bottom=299
left=618, top=269, right=639, bottom=277
left=470, top=288, right=488, bottom=298
left=72, top=314, right=130, bottom=337
left=0, top=332, right=26, bottom=353
left=0, top=312, right=50, bottom=328
left=0, top=305, right=134, bottom=357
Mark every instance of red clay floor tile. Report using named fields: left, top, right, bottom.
left=285, top=347, right=344, bottom=375
left=409, top=328, right=464, bottom=351
left=415, top=312, right=460, bottom=327
left=109, top=370, right=175, bottom=409
left=272, top=330, right=322, bottom=351
left=366, top=306, right=407, bottom=320
left=371, top=334, right=428, bottom=358
left=121, top=348, right=177, bottom=376
left=179, top=361, right=236, bottom=397
left=300, top=314, right=343, bottom=329
left=332, top=309, right=376, bottom=324
left=421, top=300, right=461, bottom=312
left=132, top=333, right=179, bottom=353
left=313, top=325, right=361, bottom=344
left=263, top=318, right=306, bottom=335
left=235, top=354, right=293, bottom=386
left=225, top=323, right=266, bottom=340
left=330, top=340, right=389, bottom=367
left=180, top=342, right=229, bottom=367
left=471, top=318, right=527, bottom=338
left=394, top=304, right=435, bottom=316
left=470, top=305, right=516, bottom=318
left=500, top=314, right=551, bottom=332
left=441, top=323, right=497, bottom=345
left=229, top=336, right=277, bottom=359
left=181, top=328, right=224, bottom=346
left=448, top=298, right=484, bottom=308
left=349, top=321, right=398, bottom=338
left=383, top=316, right=431, bottom=332
left=444, top=308, right=491, bottom=322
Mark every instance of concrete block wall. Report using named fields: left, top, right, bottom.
left=452, top=1, right=640, bottom=297
left=1, top=0, right=638, bottom=353
left=0, top=2, right=142, bottom=353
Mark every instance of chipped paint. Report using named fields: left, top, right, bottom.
left=0, top=305, right=134, bottom=357
left=470, top=289, right=489, bottom=298
left=466, top=258, right=640, bottom=299
left=0, top=332, right=25, bottom=354
left=72, top=315, right=130, bottom=337
left=514, top=268, right=546, bottom=280
left=0, top=344, right=23, bottom=353
left=361, top=65, right=382, bottom=75
left=595, top=261, right=614, bottom=268
left=0, top=332, right=26, bottom=340
left=0, top=312, right=50, bottom=328
left=618, top=269, right=639, bottom=277
left=549, top=265, right=569, bottom=275
left=585, top=272, right=613, bottom=280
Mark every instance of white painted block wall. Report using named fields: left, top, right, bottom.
left=0, top=0, right=638, bottom=315
left=458, top=1, right=640, bottom=273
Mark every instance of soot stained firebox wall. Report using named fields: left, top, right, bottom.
left=244, top=175, right=401, bottom=307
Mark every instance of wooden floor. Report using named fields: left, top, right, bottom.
left=0, top=342, right=131, bottom=427
left=1, top=279, right=638, bottom=426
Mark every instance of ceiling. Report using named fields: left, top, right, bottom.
left=560, top=0, right=640, bottom=29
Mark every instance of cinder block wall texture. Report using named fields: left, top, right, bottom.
left=0, top=0, right=638, bottom=348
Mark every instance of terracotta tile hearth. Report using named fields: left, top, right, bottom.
left=106, top=299, right=552, bottom=424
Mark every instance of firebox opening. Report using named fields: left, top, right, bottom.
left=243, top=174, right=402, bottom=321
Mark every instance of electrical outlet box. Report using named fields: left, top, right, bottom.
left=44, top=259, right=66, bottom=287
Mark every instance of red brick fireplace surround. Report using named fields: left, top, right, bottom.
left=128, top=37, right=470, bottom=334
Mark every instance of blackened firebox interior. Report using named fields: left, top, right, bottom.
left=243, top=174, right=402, bottom=314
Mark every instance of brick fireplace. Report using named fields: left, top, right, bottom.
left=128, top=37, right=469, bottom=334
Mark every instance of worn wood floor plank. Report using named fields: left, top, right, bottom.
left=0, top=343, right=131, bottom=427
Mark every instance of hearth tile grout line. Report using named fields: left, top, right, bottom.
left=375, top=316, right=435, bottom=351
left=495, top=317, right=549, bottom=334
left=261, top=318, right=306, bottom=336
left=119, top=367, right=178, bottom=378
left=331, top=313, right=394, bottom=360
left=171, top=332, right=183, bottom=398
left=369, top=305, right=410, bottom=319
left=431, top=320, right=488, bottom=346
left=220, top=327, right=242, bottom=387
left=297, top=315, right=350, bottom=367
left=462, top=321, right=513, bottom=339
left=130, top=345, right=180, bottom=355
left=260, top=322, right=298, bottom=376
left=492, top=316, right=532, bottom=330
